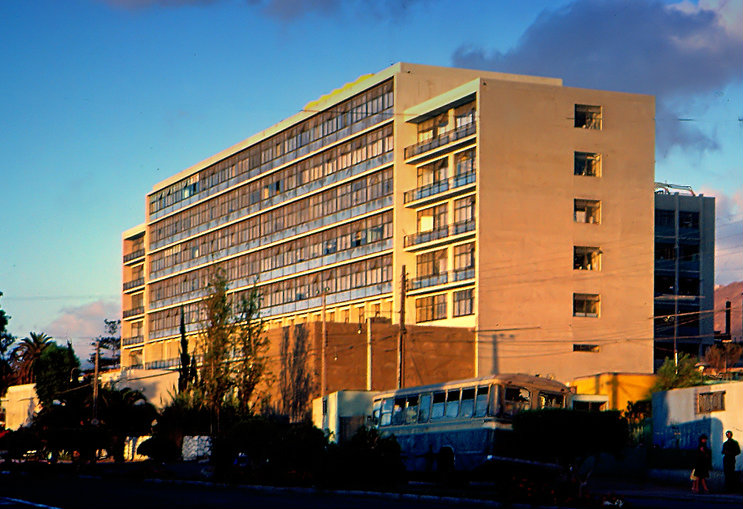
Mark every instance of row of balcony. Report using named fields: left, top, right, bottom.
left=123, top=306, right=144, bottom=319
left=145, top=358, right=181, bottom=370
left=123, top=248, right=145, bottom=264
left=403, top=219, right=475, bottom=248
left=409, top=267, right=475, bottom=291
left=403, top=122, right=476, bottom=160
left=403, top=171, right=476, bottom=205
left=123, top=277, right=145, bottom=292
left=122, top=335, right=144, bottom=347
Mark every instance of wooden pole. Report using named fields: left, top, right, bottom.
left=321, top=290, right=327, bottom=396
left=397, top=265, right=406, bottom=389
left=366, top=317, right=372, bottom=391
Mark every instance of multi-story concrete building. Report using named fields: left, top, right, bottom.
left=654, top=184, right=715, bottom=368
left=121, top=63, right=656, bottom=384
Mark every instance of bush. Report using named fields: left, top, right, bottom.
left=323, top=426, right=404, bottom=488
left=137, top=435, right=181, bottom=463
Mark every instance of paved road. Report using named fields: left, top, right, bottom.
left=2, top=474, right=742, bottom=508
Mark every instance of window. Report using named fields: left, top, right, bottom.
left=445, top=389, right=460, bottom=418
left=418, top=393, right=432, bottom=423
left=539, top=393, right=565, bottom=409
left=655, top=209, right=674, bottom=228
left=415, top=294, right=447, bottom=322
left=474, top=386, right=489, bottom=417
left=431, top=391, right=446, bottom=419
left=502, top=386, right=531, bottom=417
left=417, top=204, right=447, bottom=233
left=574, top=152, right=601, bottom=177
left=574, top=199, right=601, bottom=224
left=455, top=101, right=475, bottom=128
left=417, top=158, right=447, bottom=188
left=655, top=243, right=675, bottom=261
left=697, top=391, right=725, bottom=413
left=679, top=211, right=699, bottom=229
left=460, top=388, right=475, bottom=418
left=574, top=246, right=601, bottom=271
left=453, top=289, right=474, bottom=317
left=455, top=148, right=475, bottom=175
left=404, top=395, right=419, bottom=424
left=416, top=249, right=447, bottom=278
left=573, top=344, right=600, bottom=352
left=454, top=242, right=475, bottom=279
left=454, top=196, right=475, bottom=224
left=574, top=293, right=600, bottom=317
left=575, top=104, right=602, bottom=129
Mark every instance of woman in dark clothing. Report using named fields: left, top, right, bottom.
left=692, top=434, right=712, bottom=494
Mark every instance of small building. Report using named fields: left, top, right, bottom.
left=312, top=390, right=377, bottom=443
left=570, top=372, right=656, bottom=411
left=652, top=380, right=743, bottom=470
left=0, top=383, right=39, bottom=430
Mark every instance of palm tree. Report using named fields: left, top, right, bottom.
left=12, top=331, right=54, bottom=384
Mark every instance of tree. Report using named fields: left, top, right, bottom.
left=178, top=306, right=196, bottom=393
left=11, top=331, right=54, bottom=384
left=0, top=291, right=16, bottom=395
left=704, top=343, right=743, bottom=378
left=279, top=324, right=313, bottom=423
left=233, top=284, right=270, bottom=416
left=651, top=353, right=704, bottom=392
left=33, top=341, right=80, bottom=408
left=88, top=318, right=120, bottom=369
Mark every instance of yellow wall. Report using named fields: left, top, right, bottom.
left=570, top=373, right=656, bottom=411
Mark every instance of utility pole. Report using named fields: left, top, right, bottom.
left=397, top=265, right=406, bottom=389
left=673, top=194, right=680, bottom=371
left=92, top=338, right=100, bottom=424
left=366, top=317, right=372, bottom=391
left=321, top=289, right=327, bottom=396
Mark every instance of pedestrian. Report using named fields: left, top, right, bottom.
left=692, top=434, right=712, bottom=494
left=722, top=430, right=740, bottom=492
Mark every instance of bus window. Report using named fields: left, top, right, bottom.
left=380, top=398, right=393, bottom=426
left=418, top=393, right=432, bottom=423
left=405, top=395, right=419, bottom=424
left=502, top=387, right=531, bottom=417
left=539, top=392, right=564, bottom=409
left=372, top=400, right=381, bottom=426
left=475, top=386, right=489, bottom=417
left=431, top=391, right=446, bottom=420
left=460, top=388, right=475, bottom=418
left=445, top=389, right=460, bottom=418
left=488, top=384, right=501, bottom=417
left=392, top=397, right=405, bottom=425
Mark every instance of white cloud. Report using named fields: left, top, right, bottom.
left=43, top=300, right=120, bottom=364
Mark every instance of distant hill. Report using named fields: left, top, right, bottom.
left=714, top=281, right=742, bottom=342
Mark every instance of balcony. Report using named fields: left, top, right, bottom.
left=404, top=171, right=476, bottom=206
left=145, top=357, right=180, bottom=370
left=404, top=122, right=476, bottom=161
left=123, top=248, right=145, bottom=264
left=404, top=219, right=475, bottom=249
left=122, top=335, right=144, bottom=347
left=409, top=268, right=475, bottom=292
left=123, top=277, right=145, bottom=292
left=123, top=306, right=145, bottom=319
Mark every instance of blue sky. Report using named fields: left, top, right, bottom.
left=0, top=0, right=741, bottom=358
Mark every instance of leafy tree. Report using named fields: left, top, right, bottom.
left=233, top=284, right=270, bottom=417
left=90, top=319, right=121, bottom=369
left=279, top=324, right=313, bottom=423
left=703, top=343, right=743, bottom=377
left=11, top=331, right=54, bottom=384
left=178, top=306, right=196, bottom=393
left=651, top=353, right=704, bottom=392
left=194, top=268, right=271, bottom=434
left=0, top=291, right=16, bottom=395
left=33, top=341, right=80, bottom=408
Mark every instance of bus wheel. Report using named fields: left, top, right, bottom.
left=437, top=448, right=455, bottom=483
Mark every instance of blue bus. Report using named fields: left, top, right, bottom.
left=370, top=374, right=570, bottom=473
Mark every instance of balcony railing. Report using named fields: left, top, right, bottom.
left=404, top=219, right=475, bottom=248
left=404, top=122, right=476, bottom=160
left=122, top=306, right=144, bottom=319
left=122, top=335, right=144, bottom=347
left=409, top=268, right=476, bottom=291
left=123, top=277, right=145, bottom=291
left=145, top=357, right=180, bottom=370
left=403, top=171, right=476, bottom=204
left=123, top=248, right=145, bottom=264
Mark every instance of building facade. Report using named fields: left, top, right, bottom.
left=654, top=185, right=715, bottom=368
left=122, top=63, right=655, bottom=385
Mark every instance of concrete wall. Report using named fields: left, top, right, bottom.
left=570, top=372, right=656, bottom=411
left=477, top=79, right=655, bottom=381
left=0, top=383, right=39, bottom=430
left=652, top=381, right=743, bottom=470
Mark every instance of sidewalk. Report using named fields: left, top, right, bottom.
left=590, top=475, right=743, bottom=506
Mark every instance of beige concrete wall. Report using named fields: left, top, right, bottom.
left=1, top=383, right=39, bottom=430
left=476, top=79, right=655, bottom=382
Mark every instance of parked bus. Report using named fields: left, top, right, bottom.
left=370, top=374, right=571, bottom=473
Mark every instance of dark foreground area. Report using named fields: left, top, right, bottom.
left=1, top=463, right=742, bottom=509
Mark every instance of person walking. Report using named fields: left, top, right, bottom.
left=692, top=434, right=712, bottom=494
left=722, top=430, right=740, bottom=492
